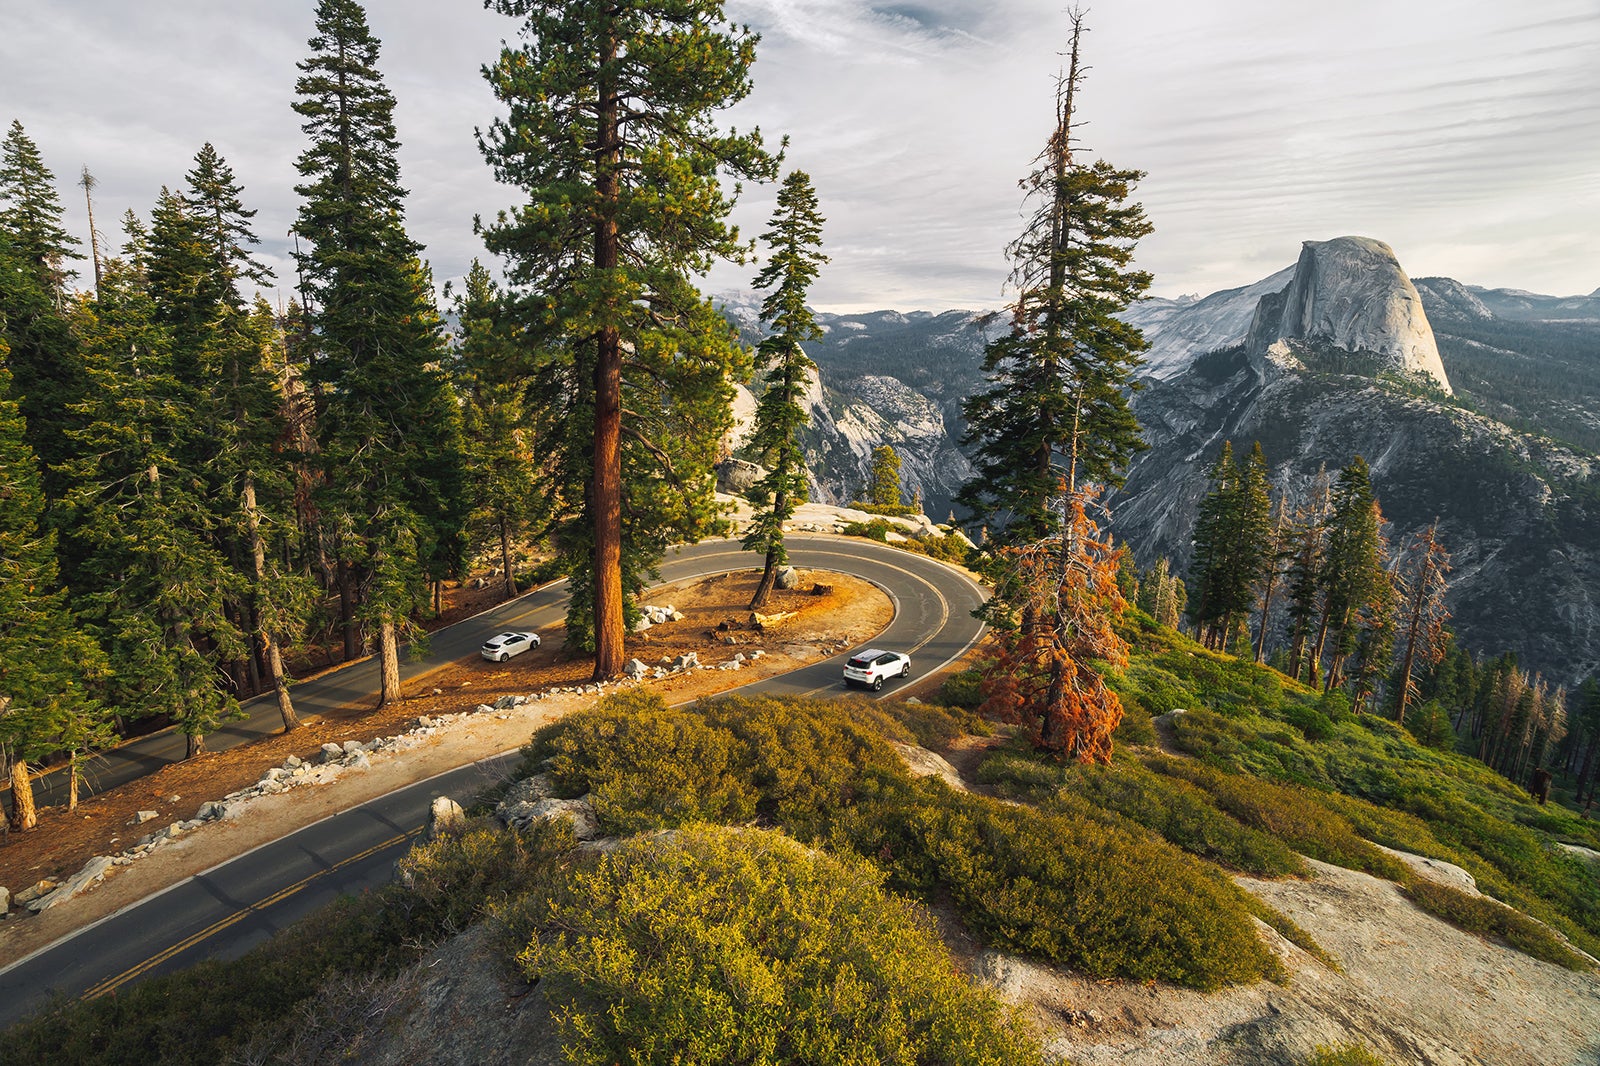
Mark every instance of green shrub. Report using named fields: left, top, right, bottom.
left=523, top=691, right=762, bottom=833
left=842, top=776, right=1284, bottom=990
left=937, top=667, right=985, bottom=709
left=1402, top=878, right=1593, bottom=972
left=515, top=825, right=1044, bottom=1065
left=883, top=695, right=991, bottom=747
left=1144, top=756, right=1410, bottom=881
left=840, top=518, right=896, bottom=541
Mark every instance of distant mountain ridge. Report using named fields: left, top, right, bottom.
left=716, top=245, right=1600, bottom=681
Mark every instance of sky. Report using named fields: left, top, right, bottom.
left=4, top=1, right=1598, bottom=312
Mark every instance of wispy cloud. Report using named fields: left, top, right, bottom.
left=2, top=1, right=1596, bottom=311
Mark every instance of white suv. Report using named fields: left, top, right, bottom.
left=843, top=649, right=911, bottom=691
left=481, top=631, right=540, bottom=662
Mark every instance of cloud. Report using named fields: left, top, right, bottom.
left=3, top=0, right=1597, bottom=311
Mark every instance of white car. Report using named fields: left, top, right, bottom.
left=481, top=631, right=540, bottom=662
left=843, top=648, right=911, bottom=691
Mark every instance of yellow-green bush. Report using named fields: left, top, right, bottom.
left=841, top=777, right=1284, bottom=990
left=1402, top=878, right=1593, bottom=971
left=523, top=690, right=762, bottom=833
left=1304, top=1045, right=1390, bottom=1066
left=515, top=825, right=1044, bottom=1065
left=1144, top=755, right=1410, bottom=882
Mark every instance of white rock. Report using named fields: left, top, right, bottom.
left=428, top=796, right=467, bottom=840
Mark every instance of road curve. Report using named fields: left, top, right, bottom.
left=0, top=536, right=986, bottom=1029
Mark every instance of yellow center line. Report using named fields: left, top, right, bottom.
left=80, top=825, right=424, bottom=1001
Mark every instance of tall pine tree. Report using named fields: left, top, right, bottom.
left=293, top=0, right=467, bottom=705
left=0, top=356, right=109, bottom=828
left=957, top=11, right=1150, bottom=544
left=479, top=0, right=777, bottom=676
left=743, top=170, right=826, bottom=610
left=0, top=120, right=84, bottom=479
left=451, top=259, right=549, bottom=599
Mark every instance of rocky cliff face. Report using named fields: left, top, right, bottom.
left=1110, top=346, right=1597, bottom=685
left=715, top=241, right=1600, bottom=681
left=1245, top=237, right=1452, bottom=393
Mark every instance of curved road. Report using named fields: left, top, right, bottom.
left=0, top=536, right=985, bottom=1029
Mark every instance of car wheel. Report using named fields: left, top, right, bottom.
left=901, top=663, right=910, bottom=678
left=498, top=652, right=509, bottom=662
left=872, top=676, right=884, bottom=691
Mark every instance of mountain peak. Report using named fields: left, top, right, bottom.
left=1246, top=236, right=1453, bottom=394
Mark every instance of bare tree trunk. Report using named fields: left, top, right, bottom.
left=245, top=478, right=299, bottom=731
left=187, top=732, right=205, bottom=758
left=68, top=755, right=80, bottom=812
left=750, top=546, right=780, bottom=611
left=9, top=757, right=37, bottom=831
left=590, top=15, right=625, bottom=681
left=339, top=559, right=361, bottom=662
left=1255, top=569, right=1280, bottom=664
left=377, top=618, right=403, bottom=708
left=499, top=518, right=519, bottom=598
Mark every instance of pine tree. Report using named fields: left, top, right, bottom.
left=980, top=489, right=1129, bottom=761
left=957, top=11, right=1150, bottom=544
left=1314, top=457, right=1388, bottom=692
left=1392, top=520, right=1452, bottom=728
left=743, top=170, right=826, bottom=610
left=452, top=259, right=548, bottom=599
left=0, top=356, right=109, bottom=828
left=867, top=444, right=903, bottom=510
left=61, top=241, right=247, bottom=757
left=1187, top=441, right=1274, bottom=651
left=293, top=0, right=468, bottom=704
left=479, top=0, right=777, bottom=676
left=0, top=121, right=84, bottom=477
left=1254, top=495, right=1291, bottom=664
left=1284, top=467, right=1332, bottom=683
left=1137, top=556, right=1186, bottom=629
left=1187, top=441, right=1238, bottom=646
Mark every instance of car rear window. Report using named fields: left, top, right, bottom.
left=847, top=656, right=871, bottom=668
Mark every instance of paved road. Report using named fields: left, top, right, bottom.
left=0, top=536, right=986, bottom=1029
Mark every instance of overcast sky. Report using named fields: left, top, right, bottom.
left=5, top=1, right=1598, bottom=312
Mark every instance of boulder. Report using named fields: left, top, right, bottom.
left=131, top=810, right=158, bottom=825
left=497, top=792, right=600, bottom=840
left=671, top=652, right=699, bottom=671
left=342, top=740, right=366, bottom=755
left=623, top=658, right=649, bottom=680
left=0, top=886, right=8, bottom=914
left=13, top=879, right=56, bottom=907
left=320, top=742, right=345, bottom=764
left=715, top=457, right=768, bottom=496
left=428, top=796, right=467, bottom=840
left=775, top=565, right=799, bottom=589
left=474, top=703, right=494, bottom=714
left=493, top=694, right=517, bottom=711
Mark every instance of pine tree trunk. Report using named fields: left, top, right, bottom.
left=590, top=16, right=625, bottom=681
left=1255, top=571, right=1279, bottom=664
left=751, top=546, right=780, bottom=611
left=9, top=757, right=36, bottom=831
left=187, top=731, right=205, bottom=758
left=499, top=519, right=519, bottom=598
left=339, top=559, right=361, bottom=662
left=378, top=618, right=403, bottom=707
left=68, top=755, right=80, bottom=812
left=1575, top=740, right=1597, bottom=804
left=266, top=632, right=298, bottom=732
left=245, top=478, right=299, bottom=732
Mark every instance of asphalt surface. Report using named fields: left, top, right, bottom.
left=0, top=536, right=986, bottom=1030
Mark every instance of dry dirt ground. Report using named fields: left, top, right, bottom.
left=0, top=567, right=897, bottom=962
